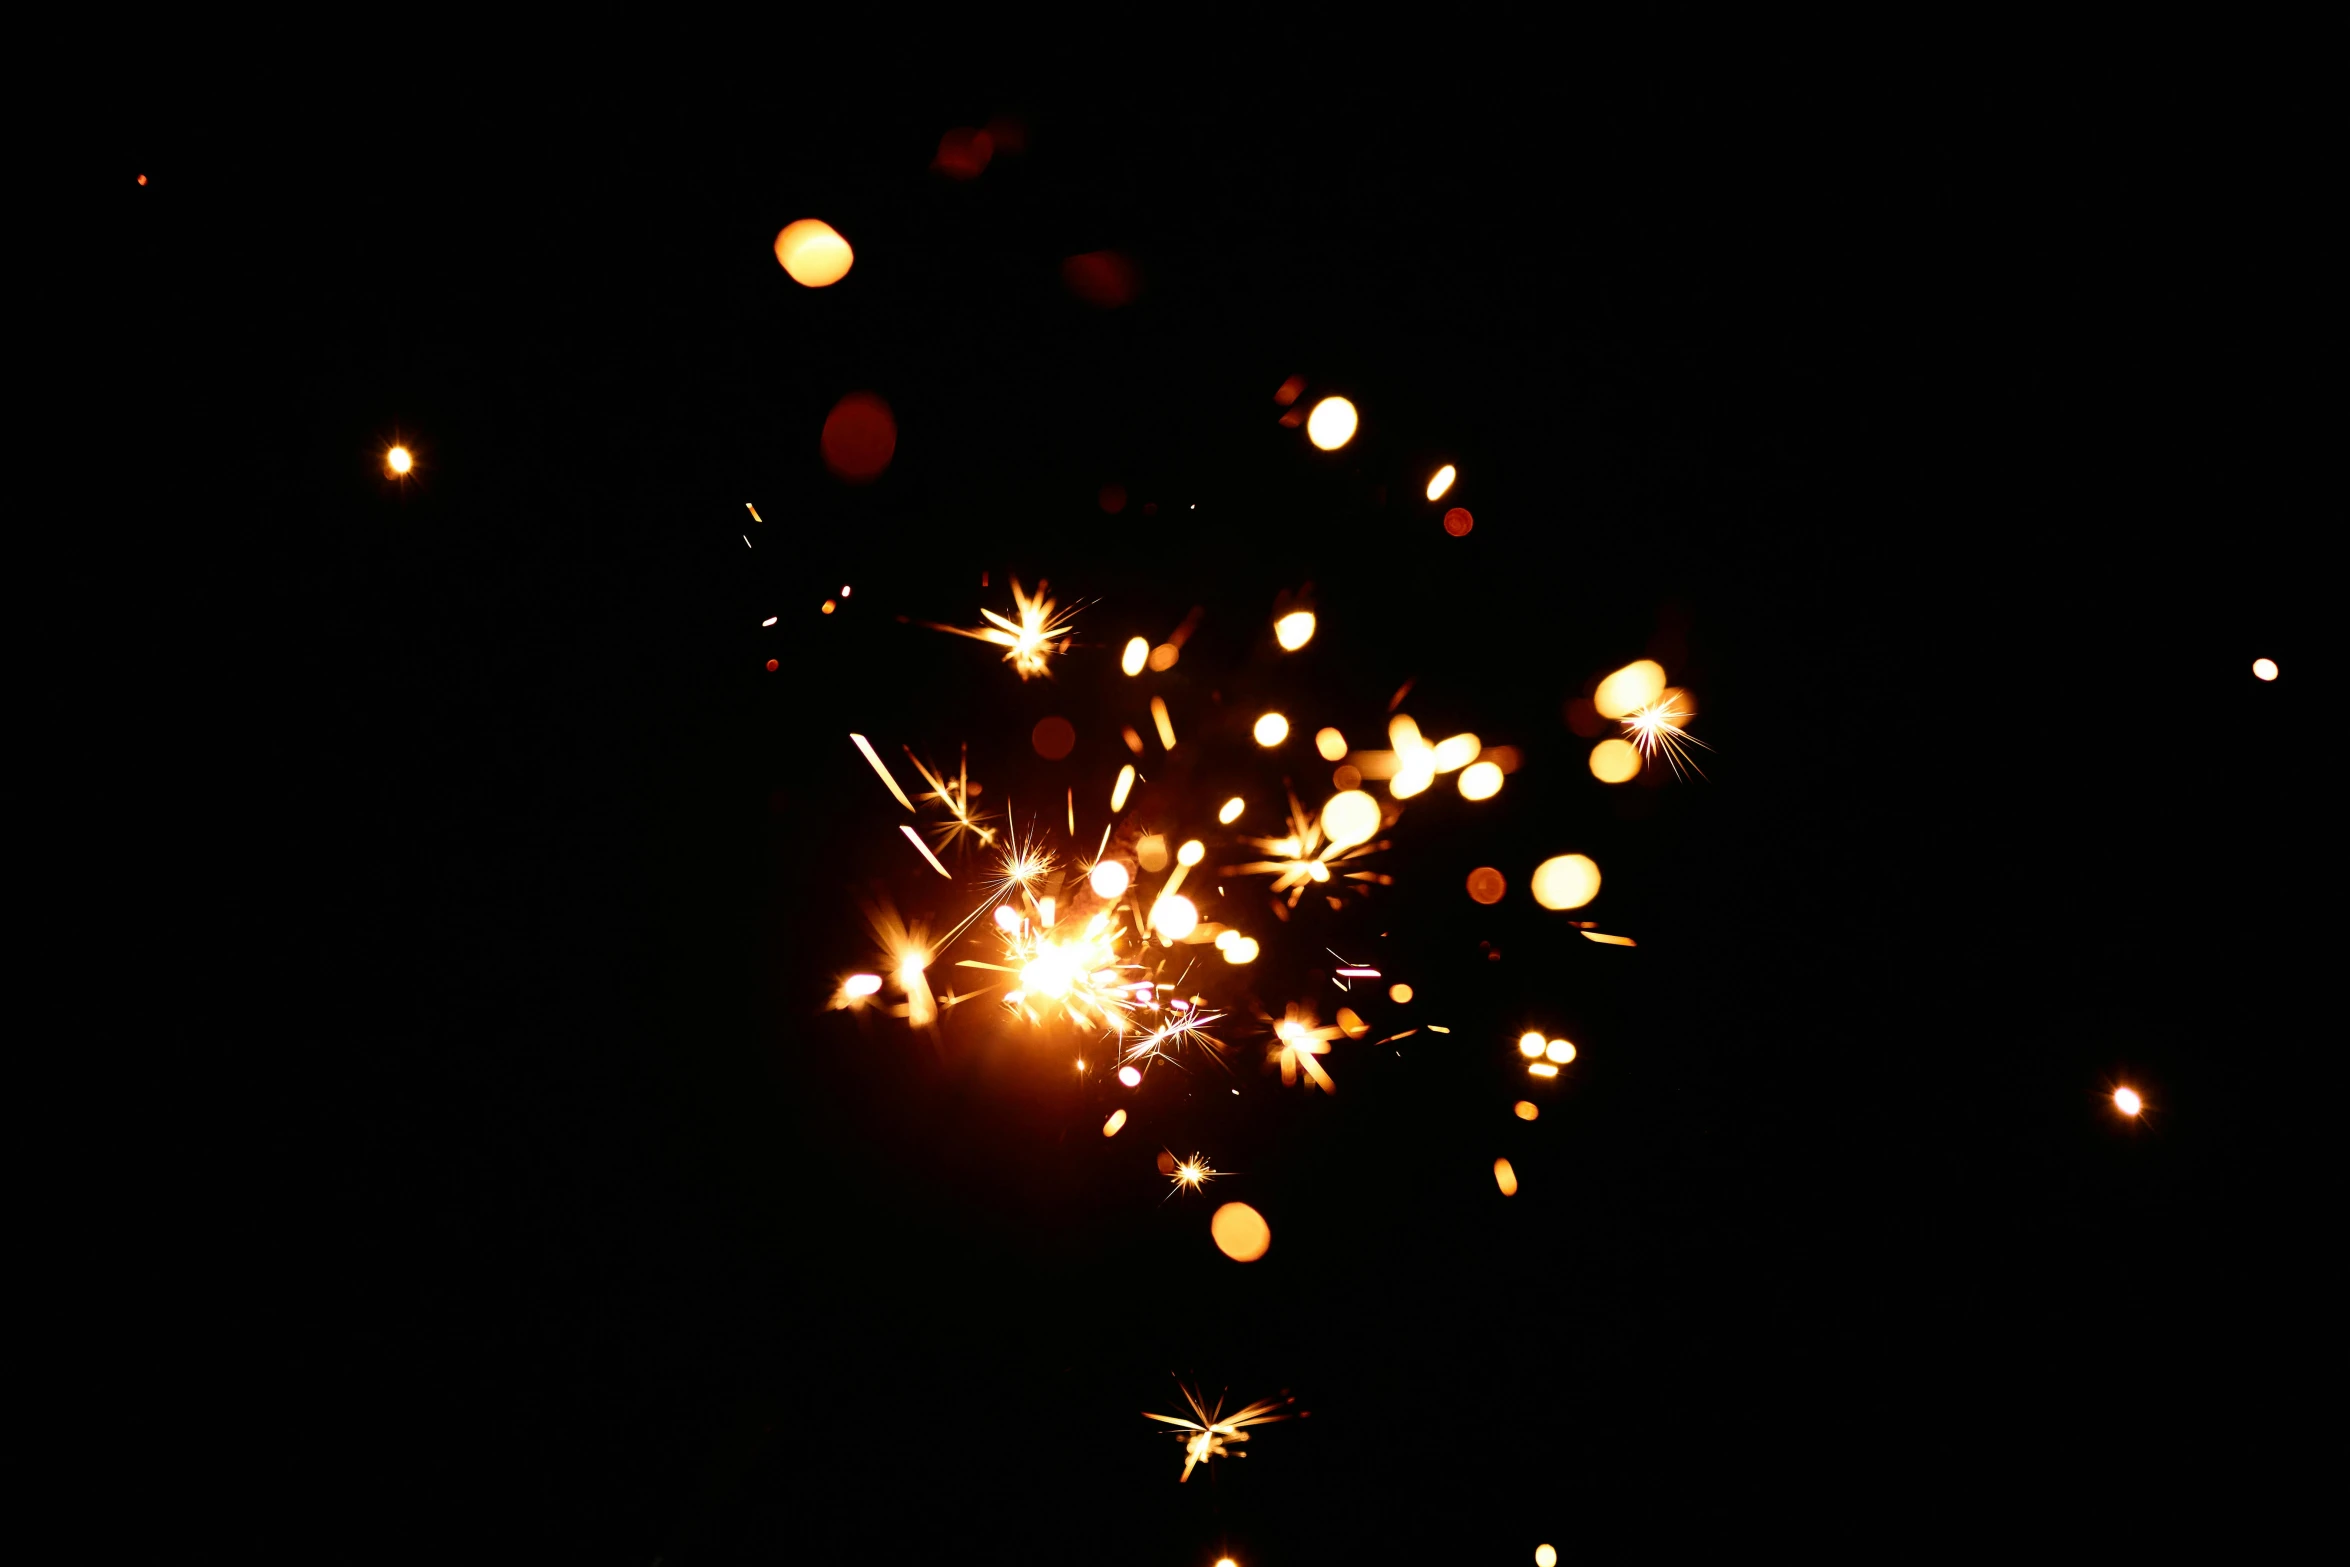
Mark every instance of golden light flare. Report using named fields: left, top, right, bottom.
left=1518, top=1032, right=1546, bottom=1059
left=1150, top=894, right=1200, bottom=941
left=1232, top=786, right=1384, bottom=905
left=1222, top=936, right=1260, bottom=964
left=1458, top=760, right=1503, bottom=800
left=1219, top=796, right=1246, bottom=825
left=384, top=444, right=414, bottom=477
left=1493, top=1158, right=1519, bottom=1196
left=926, top=576, right=1080, bottom=680
left=1147, top=642, right=1179, bottom=672
left=1274, top=610, right=1317, bottom=651
left=1527, top=1062, right=1559, bottom=1078
left=1122, top=636, right=1149, bottom=676
left=774, top=218, right=854, bottom=286
left=1118, top=1064, right=1142, bottom=1087
left=1624, top=691, right=1709, bottom=779
left=1315, top=726, right=1348, bottom=761
left=1593, top=659, right=1667, bottom=720
left=1252, top=712, right=1290, bottom=747
left=1305, top=395, right=1358, bottom=450
left=1177, top=839, right=1206, bottom=867
left=843, top=973, right=883, bottom=997
left=1165, top=1151, right=1217, bottom=1198
left=1537, top=1548, right=1559, bottom=1567
left=1430, top=733, right=1482, bottom=772
left=1143, top=1378, right=1293, bottom=1478
left=2252, top=657, right=2278, bottom=681
left=1545, top=1038, right=1576, bottom=1064
left=1531, top=854, right=1601, bottom=910
left=1589, top=737, right=1642, bottom=784
left=2114, top=1086, right=2143, bottom=1117
left=1426, top=463, right=1457, bottom=501
left=1207, top=1204, right=1273, bottom=1264
left=1318, top=789, right=1381, bottom=850
left=849, top=733, right=916, bottom=810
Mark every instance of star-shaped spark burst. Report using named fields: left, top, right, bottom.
left=1624, top=692, right=1710, bottom=780
left=1118, top=965, right=1228, bottom=1077
left=1265, top=1001, right=1344, bottom=1093
left=1142, top=1381, right=1298, bottom=1483
left=924, top=576, right=1082, bottom=680
left=1226, top=786, right=1383, bottom=908
left=904, top=743, right=995, bottom=857
left=1162, top=1151, right=1217, bottom=1200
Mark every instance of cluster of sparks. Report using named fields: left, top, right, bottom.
left=1143, top=1382, right=1300, bottom=1483
left=923, top=576, right=1083, bottom=680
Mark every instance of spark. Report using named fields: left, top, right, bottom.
left=1143, top=1381, right=1298, bottom=1483
left=1267, top=1003, right=1343, bottom=1093
left=2114, top=1086, right=2143, bottom=1117
left=862, top=902, right=937, bottom=1029
left=1623, top=692, right=1711, bottom=779
left=898, top=823, right=952, bottom=879
left=1228, top=786, right=1381, bottom=906
left=904, top=747, right=996, bottom=855
left=1425, top=463, right=1457, bottom=501
left=850, top=734, right=916, bottom=811
left=1581, top=931, right=1637, bottom=947
left=1150, top=696, right=1178, bottom=749
left=385, top=445, right=413, bottom=476
left=1121, top=993, right=1228, bottom=1075
left=1112, top=764, right=1137, bottom=813
left=744, top=502, right=763, bottom=523
left=923, top=576, right=1081, bottom=680
left=1163, top=1151, right=1217, bottom=1199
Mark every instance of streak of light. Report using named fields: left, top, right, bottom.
left=1112, top=764, right=1137, bottom=813
left=898, top=823, right=952, bottom=878
left=1315, top=727, right=1348, bottom=761
left=1151, top=696, right=1178, bottom=749
left=1274, top=611, right=1317, bottom=651
left=1593, top=659, right=1667, bottom=720
left=1425, top=1025, right=1449, bottom=1033
left=1253, top=712, right=1289, bottom=747
left=385, top=445, right=413, bottom=476
left=1589, top=737, right=1642, bottom=783
left=1144, top=1378, right=1292, bottom=1477
left=1426, top=464, right=1457, bottom=501
left=1334, top=968, right=1380, bottom=979
left=1333, top=1007, right=1368, bottom=1038
left=2114, top=1086, right=2143, bottom=1116
left=1103, top=1109, right=1127, bottom=1136
left=1518, top=1032, right=1546, bottom=1059
left=850, top=734, right=916, bottom=810
left=1494, top=1158, right=1519, bottom=1196
left=774, top=219, right=854, bottom=286
left=1514, top=1101, right=1539, bottom=1121
left=744, top=502, right=763, bottom=523
left=1122, top=636, right=1149, bottom=676
left=1219, top=796, right=1246, bottom=825
left=1274, top=374, right=1306, bottom=406
left=1387, top=679, right=1415, bottom=712
left=1306, top=396, right=1358, bottom=450
left=1625, top=692, right=1710, bottom=779
left=761, top=616, right=777, bottom=626
left=1581, top=931, right=1636, bottom=947
left=1528, top=1062, right=1559, bottom=1078
left=1458, top=761, right=1503, bottom=800
left=1530, top=854, right=1601, bottom=910
left=2252, top=657, right=2278, bottom=681
left=904, top=745, right=995, bottom=853
left=1068, top=789, right=1075, bottom=834
left=1545, top=1039, right=1576, bottom=1064
left=1389, top=983, right=1413, bottom=1003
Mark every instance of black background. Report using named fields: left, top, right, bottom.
left=80, top=57, right=2323, bottom=1562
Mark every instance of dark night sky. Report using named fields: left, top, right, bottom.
left=75, top=59, right=2325, bottom=1563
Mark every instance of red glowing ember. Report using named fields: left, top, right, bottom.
left=821, top=393, right=897, bottom=483
left=1031, top=716, right=1077, bottom=760
left=1443, top=507, right=1474, bottom=537
left=1062, top=251, right=1139, bottom=308
left=933, top=127, right=995, bottom=179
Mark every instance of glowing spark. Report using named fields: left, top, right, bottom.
left=1334, top=968, right=1380, bottom=979
left=1252, top=712, right=1290, bottom=747
left=863, top=903, right=937, bottom=1028
left=1581, top=931, right=1636, bottom=947
left=904, top=745, right=995, bottom=854
left=1274, top=611, right=1316, bottom=651
left=774, top=218, right=854, bottom=286
left=850, top=734, right=916, bottom=811
left=1219, top=796, right=1245, bottom=825
left=842, top=973, right=882, bottom=997
left=1103, top=1108, right=1127, bottom=1136
left=1151, top=895, right=1199, bottom=941
left=1112, top=764, right=1137, bottom=813
left=1118, top=1065, right=1142, bottom=1087
left=1164, top=1151, right=1217, bottom=1198
left=1232, top=786, right=1381, bottom=905
left=1143, top=1381, right=1297, bottom=1482
left=1089, top=860, right=1130, bottom=899
left=1545, top=1039, right=1576, bottom=1064
left=1624, top=693, right=1711, bottom=779
left=1519, top=1032, right=1546, bottom=1059
left=1514, top=1101, right=1539, bottom=1121
left=1177, top=839, right=1205, bottom=867
left=1494, top=1158, right=1519, bottom=1196
left=1530, top=854, right=1601, bottom=911
left=1122, top=636, right=1149, bottom=676
left=762, top=616, right=777, bottom=627
left=1458, top=760, right=1503, bottom=800
left=744, top=503, right=763, bottom=523
left=2114, top=1086, right=2143, bottom=1116
left=1426, top=463, right=1457, bottom=501
left=1121, top=996, right=1229, bottom=1075
left=898, top=823, right=952, bottom=879
left=1538, top=1547, right=1559, bottom=1567
left=1267, top=1003, right=1344, bottom=1092
left=1593, top=659, right=1667, bottom=720
left=385, top=445, right=413, bottom=476
left=1148, top=695, right=1179, bottom=751
left=2252, top=657, right=2278, bottom=681
left=1306, top=396, right=1358, bottom=450
left=1527, top=1062, right=1559, bottom=1078
left=925, top=577, right=1081, bottom=680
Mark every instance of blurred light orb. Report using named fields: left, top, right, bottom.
left=1431, top=734, right=1482, bottom=772
left=774, top=218, right=854, bottom=287
left=1031, top=716, right=1077, bottom=760
left=1593, top=659, right=1668, bottom=720
left=1442, top=506, right=1474, bottom=537
left=1121, top=636, right=1149, bottom=676
left=1210, top=1201, right=1271, bottom=1262
left=1136, top=835, right=1171, bottom=872
left=843, top=973, right=883, bottom=997
left=1118, top=1065, right=1142, bottom=1088
left=1320, top=789, right=1382, bottom=850
left=1222, top=936, right=1260, bottom=964
left=1063, top=249, right=1140, bottom=307
left=1466, top=867, right=1507, bottom=905
left=1531, top=854, right=1601, bottom=910
left=1589, top=737, right=1642, bottom=784
left=1332, top=764, right=1362, bottom=791
left=1148, top=642, right=1180, bottom=672
left=1274, top=611, right=1317, bottom=651
left=1305, top=396, right=1358, bottom=451
left=1493, top=1158, right=1519, bottom=1197
left=1518, top=1032, right=1546, bottom=1058
left=1152, top=895, right=1200, bottom=940
left=2252, top=657, right=2278, bottom=681
left=993, top=904, right=1020, bottom=931
left=1253, top=712, right=1290, bottom=747
left=2114, top=1086, right=2143, bottom=1117
left=1391, top=766, right=1434, bottom=800
left=1219, top=796, right=1246, bottom=825
left=1314, top=726, right=1348, bottom=761
left=932, top=126, right=994, bottom=179
left=1217, top=1559, right=1240, bottom=1567
left=1426, top=464, right=1457, bottom=501
left=1546, top=1038, right=1576, bottom=1064
left=1089, top=861, right=1131, bottom=900
left=1177, top=839, right=1206, bottom=867
left=1103, top=1109, right=1127, bottom=1137
left=820, top=392, right=897, bottom=482
left=1389, top=982, right=1414, bottom=1004
left=1514, top=1100, right=1540, bottom=1122
left=1536, top=1548, right=1559, bottom=1567
left=1458, top=761, right=1504, bottom=800
left=384, top=445, right=413, bottom=476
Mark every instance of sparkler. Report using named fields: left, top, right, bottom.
left=1143, top=1381, right=1299, bottom=1482
left=923, top=576, right=1082, bottom=679
left=1624, top=692, right=1711, bottom=779
left=1162, top=1150, right=1217, bottom=1198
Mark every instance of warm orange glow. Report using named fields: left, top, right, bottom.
left=1545, top=1038, right=1576, bottom=1064
left=1148, top=642, right=1180, bottom=671
left=1151, top=895, right=1199, bottom=941
left=1493, top=1158, right=1519, bottom=1197
left=1210, top=1202, right=1271, bottom=1261
left=1111, top=764, right=1136, bottom=813
left=1314, top=726, right=1348, bottom=761
left=1137, top=835, right=1170, bottom=872
left=1536, top=1548, right=1559, bottom=1567
left=1518, top=1032, right=1546, bottom=1059
left=820, top=392, right=896, bottom=482
left=1426, top=464, right=1457, bottom=501
left=2114, top=1086, right=2143, bottom=1117
left=1466, top=867, right=1507, bottom=905
left=1593, top=659, right=1667, bottom=720
left=1527, top=1062, right=1559, bottom=1078
left=1514, top=1100, right=1539, bottom=1121
left=1274, top=610, right=1317, bottom=651
left=1334, top=1007, right=1368, bottom=1039
left=1274, top=374, right=1306, bottom=406
left=821, top=600, right=835, bottom=614
left=1032, top=716, right=1077, bottom=760
left=932, top=126, right=994, bottom=179
left=1218, top=795, right=1246, bottom=825
left=1332, top=764, right=1362, bottom=791
left=1118, top=1064, right=1142, bottom=1087
left=1431, top=734, right=1481, bottom=772
left=842, top=973, right=883, bottom=997
left=1217, top=1558, right=1240, bottom=1567
left=2252, top=657, right=2278, bottom=681
left=1122, top=636, right=1149, bottom=676
left=1253, top=712, right=1290, bottom=747
left=1177, top=839, right=1206, bottom=867
left=1442, top=507, right=1474, bottom=537
left=1103, top=1109, right=1127, bottom=1136
left=1589, top=737, right=1642, bottom=783
left=1319, top=789, right=1381, bottom=850
left=1458, top=760, right=1503, bottom=800
left=1306, top=396, right=1358, bottom=450
left=1089, top=860, right=1130, bottom=899
left=1222, top=936, right=1259, bottom=964
left=1389, top=982, right=1413, bottom=1004
left=1531, top=854, right=1601, bottom=910
left=384, top=444, right=413, bottom=476
left=1062, top=250, right=1139, bottom=307
left=1151, top=695, right=1178, bottom=750
left=774, top=219, right=854, bottom=287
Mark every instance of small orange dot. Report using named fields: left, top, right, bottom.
left=136, top=174, right=148, bottom=186
left=1465, top=867, right=1506, bottom=904
left=765, top=658, right=779, bottom=671
left=821, top=600, right=836, bottom=614
left=1443, top=507, right=1474, bottom=537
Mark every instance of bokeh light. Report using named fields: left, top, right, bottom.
left=843, top=973, right=883, bottom=997
left=1111, top=764, right=1136, bottom=812
left=1315, top=727, right=1348, bottom=761
left=1210, top=1201, right=1271, bottom=1262
left=1274, top=611, right=1317, bottom=651
left=1530, top=854, right=1600, bottom=910
left=932, top=126, right=994, bottom=179
left=2252, top=657, right=2278, bottom=681
left=1219, top=796, right=1246, bottom=825
left=1253, top=712, right=1290, bottom=747
left=1589, top=737, right=1642, bottom=783
left=1118, top=1065, right=1142, bottom=1088
left=1177, top=839, right=1206, bottom=867
left=820, top=392, right=897, bottom=482
left=773, top=219, right=854, bottom=286
left=1536, top=1548, right=1559, bottom=1567
left=1103, top=1109, right=1127, bottom=1136
left=1222, top=936, right=1259, bottom=964
left=1137, top=836, right=1170, bottom=872
left=1031, top=716, right=1077, bottom=760
left=1593, top=659, right=1667, bottom=720
left=1089, top=861, right=1131, bottom=899
left=1320, top=789, right=1381, bottom=850
left=1122, top=636, right=1149, bottom=676
left=1148, top=643, right=1180, bottom=672
left=1518, top=1032, right=1545, bottom=1059
left=1431, top=734, right=1482, bottom=772
left=1458, top=760, right=1503, bottom=800
left=1426, top=464, right=1457, bottom=501
left=1332, top=764, right=1362, bottom=791
left=384, top=444, right=413, bottom=476
left=1442, top=507, right=1474, bottom=537
left=1466, top=867, right=1507, bottom=905
left=1389, top=982, right=1414, bottom=1004
left=1514, top=1101, right=1539, bottom=1122
left=1493, top=1158, right=1519, bottom=1197
left=1545, top=1038, right=1576, bottom=1064
left=1099, top=483, right=1128, bottom=514
left=1062, top=250, right=1139, bottom=307
left=1306, top=396, right=1358, bottom=450
left=2114, top=1086, right=2143, bottom=1117
left=1152, top=895, right=1199, bottom=941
